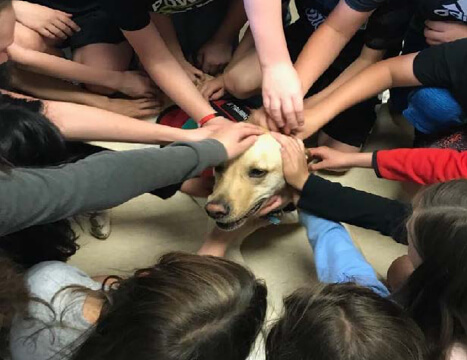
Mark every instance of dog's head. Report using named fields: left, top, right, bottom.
left=205, top=133, right=289, bottom=231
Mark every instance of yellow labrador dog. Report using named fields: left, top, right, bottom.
left=205, top=133, right=296, bottom=231
left=200, top=130, right=298, bottom=261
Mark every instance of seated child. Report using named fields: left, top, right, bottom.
left=274, top=134, right=467, bottom=359
left=9, top=252, right=267, bottom=360
left=266, top=212, right=426, bottom=360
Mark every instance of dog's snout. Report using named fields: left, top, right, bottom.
left=205, top=201, right=230, bottom=219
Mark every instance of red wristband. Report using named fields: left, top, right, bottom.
left=199, top=112, right=222, bottom=127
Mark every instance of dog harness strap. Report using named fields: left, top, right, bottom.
left=199, top=112, right=223, bottom=127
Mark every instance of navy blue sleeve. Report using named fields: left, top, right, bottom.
left=345, top=0, right=385, bottom=12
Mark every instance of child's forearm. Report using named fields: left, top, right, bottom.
left=43, top=100, right=186, bottom=144
left=11, top=67, right=113, bottom=109
left=295, top=0, right=371, bottom=94
left=342, top=152, right=373, bottom=168
left=150, top=13, right=185, bottom=61
left=244, top=0, right=290, bottom=67
left=8, top=44, right=125, bottom=91
left=299, top=53, right=421, bottom=139
left=124, top=24, right=216, bottom=122
left=304, top=46, right=384, bottom=108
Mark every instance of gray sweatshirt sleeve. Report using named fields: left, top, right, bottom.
left=0, top=139, right=227, bottom=236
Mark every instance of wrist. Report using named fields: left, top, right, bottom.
left=199, top=112, right=223, bottom=127
left=262, top=60, right=293, bottom=71
left=292, top=190, right=301, bottom=206
left=347, top=152, right=372, bottom=168
left=292, top=174, right=308, bottom=192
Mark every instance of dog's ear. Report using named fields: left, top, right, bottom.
left=246, top=109, right=269, bottom=131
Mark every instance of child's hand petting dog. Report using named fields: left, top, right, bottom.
left=249, top=108, right=302, bottom=135
left=272, top=133, right=309, bottom=192
left=210, top=123, right=264, bottom=160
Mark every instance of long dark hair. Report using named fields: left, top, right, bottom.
left=393, top=180, right=467, bottom=359
left=71, top=252, right=267, bottom=360
left=266, top=283, right=426, bottom=360
left=0, top=98, right=78, bottom=267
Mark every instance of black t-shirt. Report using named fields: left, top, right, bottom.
left=295, top=0, right=384, bottom=31
left=409, top=0, right=467, bottom=44
left=413, top=38, right=467, bottom=113
left=417, top=0, right=467, bottom=22
left=365, top=0, right=416, bottom=50
left=30, top=0, right=99, bottom=14
left=295, top=0, right=412, bottom=52
left=98, top=0, right=219, bottom=31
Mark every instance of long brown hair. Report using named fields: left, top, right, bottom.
left=267, top=283, right=426, bottom=360
left=72, top=252, right=267, bottom=360
left=393, top=180, right=467, bottom=359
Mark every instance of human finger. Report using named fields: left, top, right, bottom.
left=267, top=97, right=284, bottom=129
left=306, top=147, right=330, bottom=160
left=138, top=108, right=161, bottom=118
left=281, top=97, right=298, bottom=131
left=235, top=123, right=265, bottom=137
left=54, top=18, right=75, bottom=36
left=308, top=160, right=328, bottom=171
left=211, top=87, right=225, bottom=100
left=39, top=27, right=57, bottom=40
left=424, top=28, right=444, bottom=43
left=425, top=20, right=446, bottom=32
left=48, top=23, right=69, bottom=39
left=266, top=116, right=279, bottom=132
left=293, top=95, right=305, bottom=127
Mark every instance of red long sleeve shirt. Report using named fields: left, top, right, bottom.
left=373, top=148, right=467, bottom=185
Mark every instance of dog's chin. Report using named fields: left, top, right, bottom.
left=214, top=194, right=288, bottom=232
left=215, top=199, right=267, bottom=232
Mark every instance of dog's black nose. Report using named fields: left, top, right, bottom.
left=205, top=201, right=230, bottom=219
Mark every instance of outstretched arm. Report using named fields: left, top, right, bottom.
left=123, top=22, right=225, bottom=123
left=0, top=90, right=209, bottom=144
left=298, top=52, right=419, bottom=139
left=243, top=0, right=303, bottom=132
left=304, top=45, right=385, bottom=108
left=294, top=0, right=375, bottom=94
left=0, top=122, right=262, bottom=236
left=301, top=212, right=389, bottom=297
left=7, top=43, right=155, bottom=98
left=10, top=67, right=160, bottom=119
left=272, top=133, right=410, bottom=244
left=0, top=140, right=227, bottom=236
left=374, top=148, right=467, bottom=184
left=308, top=146, right=467, bottom=186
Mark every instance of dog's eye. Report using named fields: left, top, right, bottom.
left=248, top=168, right=267, bottom=178
left=215, top=165, right=225, bottom=173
